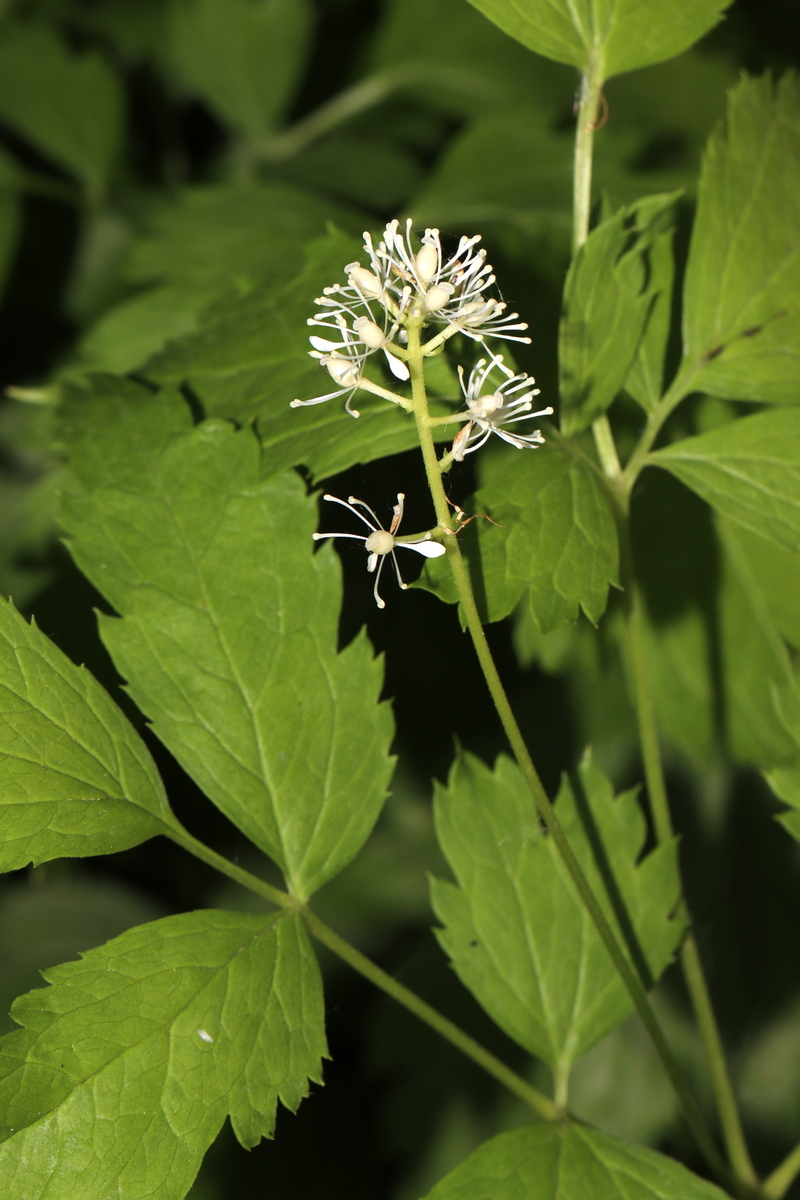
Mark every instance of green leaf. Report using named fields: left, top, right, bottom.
left=431, top=750, right=683, bottom=1081
left=0, top=595, right=174, bottom=873
left=61, top=378, right=395, bottom=898
left=560, top=195, right=679, bottom=433
left=623, top=218, right=676, bottom=412
left=76, top=182, right=359, bottom=374
left=143, top=227, right=447, bottom=481
left=168, top=0, right=312, bottom=141
left=0, top=909, right=326, bottom=1197
left=464, top=0, right=731, bottom=80
left=731, top=526, right=800, bottom=650
left=651, top=408, right=800, bottom=553
left=424, top=440, right=618, bottom=632
left=683, top=75, right=800, bottom=403
left=0, top=23, right=122, bottom=198
left=631, top=475, right=796, bottom=766
left=0, top=875, right=164, bottom=1035
left=423, top=1123, right=727, bottom=1200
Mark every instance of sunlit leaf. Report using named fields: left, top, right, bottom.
left=651, top=408, right=800, bottom=553
left=61, top=378, right=395, bottom=898
left=0, top=909, right=326, bottom=1197
left=421, top=1113, right=727, bottom=1200
left=431, top=750, right=683, bottom=1081
left=683, top=75, right=800, bottom=403
left=464, top=0, right=731, bottom=80
left=0, top=596, right=174, bottom=873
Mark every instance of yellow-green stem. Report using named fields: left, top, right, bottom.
left=405, top=324, right=728, bottom=1183
left=621, top=543, right=759, bottom=1190
left=764, top=1142, right=800, bottom=1199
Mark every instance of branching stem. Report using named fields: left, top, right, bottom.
left=167, top=823, right=558, bottom=1121
left=405, top=323, right=728, bottom=1183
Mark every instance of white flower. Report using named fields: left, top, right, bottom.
left=312, top=493, right=446, bottom=609
left=452, top=355, right=553, bottom=460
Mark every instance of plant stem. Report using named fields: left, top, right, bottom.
left=764, top=1142, right=800, bottom=1199
left=621, top=541, right=759, bottom=1189
left=301, top=907, right=560, bottom=1121
left=405, top=324, right=729, bottom=1184
left=572, top=55, right=604, bottom=254
left=168, top=822, right=558, bottom=1120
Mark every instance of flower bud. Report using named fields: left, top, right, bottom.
left=468, top=392, right=503, bottom=419
left=365, top=530, right=395, bottom=555
left=324, top=355, right=361, bottom=387
left=348, top=266, right=383, bottom=297
left=353, top=316, right=386, bottom=348
left=456, top=299, right=497, bottom=326
left=423, top=282, right=455, bottom=312
left=415, top=244, right=439, bottom=284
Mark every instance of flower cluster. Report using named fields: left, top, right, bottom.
left=291, top=218, right=532, bottom=424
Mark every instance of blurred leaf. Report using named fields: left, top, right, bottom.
left=412, top=107, right=690, bottom=247
left=168, top=0, right=312, bottom=141
left=0, top=22, right=123, bottom=199
left=0, top=596, right=173, bottom=873
left=683, top=75, right=800, bottom=404
left=268, top=133, right=422, bottom=210
left=421, top=1121, right=727, bottom=1200
left=651, top=408, right=800, bottom=553
left=368, top=0, right=575, bottom=118
left=61, top=380, right=395, bottom=898
left=560, top=194, right=679, bottom=433
left=0, top=909, right=326, bottom=1194
left=0, top=874, right=164, bottom=1035
left=632, top=475, right=796, bottom=767
left=76, top=182, right=359, bottom=373
left=0, top=192, right=19, bottom=298
left=464, top=0, right=731, bottom=79
left=765, top=764, right=800, bottom=845
left=143, top=228, right=449, bottom=480
left=431, top=751, right=683, bottom=1080
left=738, top=994, right=800, bottom=1140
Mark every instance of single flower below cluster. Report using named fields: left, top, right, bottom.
left=312, top=492, right=446, bottom=609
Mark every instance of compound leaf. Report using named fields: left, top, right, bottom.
left=61, top=377, right=395, bottom=898
left=683, top=75, right=800, bottom=403
left=0, top=909, right=326, bottom=1198
left=431, top=750, right=683, bottom=1082
left=651, top=408, right=800, bottom=553
left=421, top=1123, right=727, bottom=1200
left=0, top=22, right=122, bottom=199
left=464, top=0, right=731, bottom=80
left=0, top=596, right=174, bottom=873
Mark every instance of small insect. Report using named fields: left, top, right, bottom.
left=444, top=495, right=503, bottom=533
left=313, top=493, right=446, bottom=609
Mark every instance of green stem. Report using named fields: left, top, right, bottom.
left=572, top=54, right=604, bottom=254
left=301, top=907, right=560, bottom=1121
left=167, top=823, right=557, bottom=1119
left=764, top=1142, right=800, bottom=1199
left=621, top=539, right=759, bottom=1190
left=405, top=325, right=729, bottom=1184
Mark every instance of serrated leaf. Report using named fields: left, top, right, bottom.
left=77, top=182, right=359, bottom=374
left=560, top=195, right=679, bottom=433
left=421, top=1123, right=727, bottom=1200
left=683, top=75, right=800, bottom=403
left=624, top=223, right=676, bottom=412
left=143, top=227, right=447, bottom=481
left=168, top=0, right=312, bottom=141
left=0, top=909, right=326, bottom=1198
left=0, top=595, right=174, bottom=873
left=464, top=0, right=730, bottom=80
left=0, top=23, right=122, bottom=199
left=0, top=876, right=164, bottom=1035
left=431, top=751, right=683, bottom=1082
left=651, top=408, right=800, bottom=553
left=61, top=379, right=395, bottom=898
